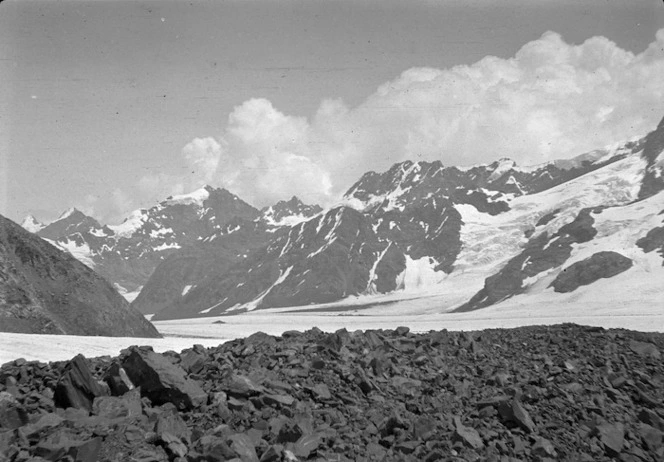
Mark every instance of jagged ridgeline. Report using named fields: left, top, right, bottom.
left=22, top=115, right=664, bottom=320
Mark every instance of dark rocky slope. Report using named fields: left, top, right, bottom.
left=550, top=251, right=634, bottom=293
left=0, top=214, right=160, bottom=337
left=638, top=116, right=664, bottom=200
left=636, top=223, right=664, bottom=266
left=1, top=324, right=663, bottom=461
left=132, top=199, right=322, bottom=318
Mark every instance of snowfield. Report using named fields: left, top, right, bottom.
left=2, top=290, right=662, bottom=365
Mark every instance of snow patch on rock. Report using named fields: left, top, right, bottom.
left=109, top=210, right=148, bottom=238
left=163, top=185, right=211, bottom=207
left=21, top=215, right=45, bottom=233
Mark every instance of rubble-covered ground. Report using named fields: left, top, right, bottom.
left=1, top=324, right=663, bottom=462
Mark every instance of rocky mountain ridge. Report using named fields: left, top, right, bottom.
left=26, top=187, right=321, bottom=303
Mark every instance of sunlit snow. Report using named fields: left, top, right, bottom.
left=109, top=209, right=148, bottom=238
left=49, top=238, right=96, bottom=268
left=162, top=186, right=210, bottom=207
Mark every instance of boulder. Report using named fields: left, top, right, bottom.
left=0, top=391, right=28, bottom=430
left=497, top=398, right=536, bottom=433
left=595, top=422, right=625, bottom=457
left=92, top=388, right=142, bottom=420
left=121, top=347, right=206, bottom=411
left=102, top=362, right=135, bottom=396
left=453, top=416, right=484, bottom=449
left=629, top=340, right=661, bottom=359
left=54, top=355, right=107, bottom=411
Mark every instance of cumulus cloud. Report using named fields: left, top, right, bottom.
left=181, top=137, right=223, bottom=183
left=146, top=29, right=664, bottom=209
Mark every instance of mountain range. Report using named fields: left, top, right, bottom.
left=21, top=116, right=664, bottom=321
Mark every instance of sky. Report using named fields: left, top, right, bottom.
left=1, top=0, right=663, bottom=224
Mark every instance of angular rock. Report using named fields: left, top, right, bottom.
left=195, top=435, right=236, bottom=461
left=638, top=423, right=663, bottom=452
left=155, top=403, right=191, bottom=444
left=292, top=433, right=321, bottom=459
left=121, top=347, right=206, bottom=410
left=224, top=374, right=265, bottom=398
left=453, top=416, right=484, bottom=450
left=310, top=383, right=331, bottom=400
left=277, top=422, right=304, bottom=444
left=102, top=362, right=135, bottom=397
left=22, top=412, right=65, bottom=438
left=262, top=393, right=296, bottom=407
left=532, top=437, right=556, bottom=458
left=179, top=348, right=206, bottom=375
left=92, top=387, right=142, bottom=420
left=34, top=431, right=102, bottom=462
left=412, top=416, right=437, bottom=440
left=595, top=422, right=624, bottom=457
left=497, top=399, right=536, bottom=433
left=638, top=409, right=664, bottom=432
left=0, top=391, right=28, bottom=430
left=54, top=355, right=107, bottom=412
left=227, top=433, right=259, bottom=462
left=159, top=431, right=188, bottom=458
left=629, top=340, right=661, bottom=359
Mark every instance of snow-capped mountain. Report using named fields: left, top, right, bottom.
left=260, top=196, right=323, bottom=227
left=24, top=186, right=257, bottom=299
left=22, top=187, right=324, bottom=303
left=130, top=196, right=323, bottom=316
left=136, top=117, right=662, bottom=321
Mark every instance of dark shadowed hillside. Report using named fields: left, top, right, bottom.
left=0, top=214, right=160, bottom=337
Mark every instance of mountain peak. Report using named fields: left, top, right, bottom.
left=281, top=196, right=304, bottom=207
left=163, top=186, right=212, bottom=207
left=261, top=196, right=323, bottom=227
left=487, top=158, right=517, bottom=182
left=57, top=207, right=81, bottom=221
left=21, top=215, right=45, bottom=233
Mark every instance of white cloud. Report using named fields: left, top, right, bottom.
left=181, top=137, right=223, bottom=183
left=75, top=194, right=98, bottom=218
left=147, top=29, right=664, bottom=209
left=110, top=189, right=135, bottom=220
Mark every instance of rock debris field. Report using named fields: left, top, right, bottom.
left=1, top=324, right=663, bottom=462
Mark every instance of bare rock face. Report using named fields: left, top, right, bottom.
left=637, top=225, right=664, bottom=266
left=1, top=324, right=664, bottom=461
left=551, top=251, right=633, bottom=293
left=638, top=115, right=664, bottom=200
left=0, top=214, right=160, bottom=338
